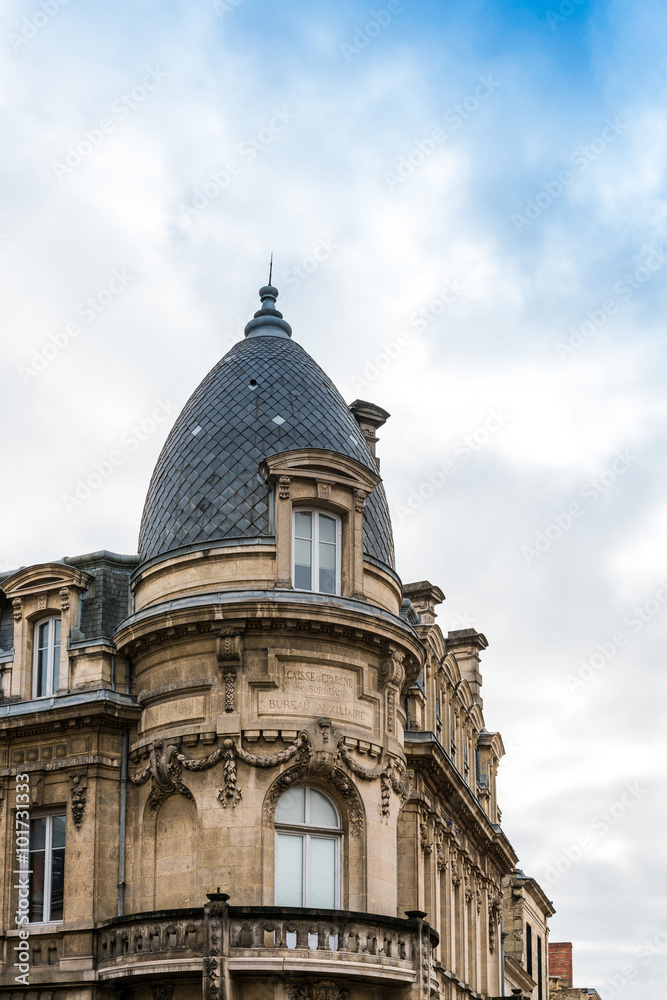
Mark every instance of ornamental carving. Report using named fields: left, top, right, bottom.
left=337, top=739, right=411, bottom=819
left=69, top=771, right=87, bottom=829
left=217, top=627, right=244, bottom=713
left=59, top=587, right=70, bottom=612
left=289, top=982, right=350, bottom=1000
left=37, top=594, right=47, bottom=611
left=317, top=482, right=331, bottom=500
left=278, top=476, right=291, bottom=500
left=354, top=489, right=367, bottom=513
left=489, top=892, right=502, bottom=954
left=378, top=647, right=405, bottom=690
left=12, top=598, right=22, bottom=622
left=130, top=734, right=311, bottom=811
left=151, top=983, right=174, bottom=1000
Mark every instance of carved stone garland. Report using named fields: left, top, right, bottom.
left=337, top=739, right=411, bottom=819
left=130, top=734, right=311, bottom=811
left=69, top=771, right=87, bottom=829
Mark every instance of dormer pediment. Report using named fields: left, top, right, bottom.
left=260, top=448, right=382, bottom=494
left=1, top=562, right=93, bottom=600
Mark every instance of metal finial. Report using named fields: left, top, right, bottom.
left=268, top=252, right=273, bottom=287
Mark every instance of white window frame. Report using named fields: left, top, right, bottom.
left=274, top=786, right=342, bottom=908
left=291, top=509, right=342, bottom=596
left=32, top=616, right=61, bottom=699
left=20, top=811, right=66, bottom=925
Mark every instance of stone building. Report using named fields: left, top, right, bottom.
left=0, top=283, right=552, bottom=999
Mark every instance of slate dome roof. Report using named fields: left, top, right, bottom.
left=138, top=285, right=395, bottom=571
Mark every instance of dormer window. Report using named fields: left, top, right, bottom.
left=293, top=510, right=341, bottom=595
left=33, top=617, right=61, bottom=698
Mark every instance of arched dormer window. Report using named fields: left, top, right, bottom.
left=33, top=616, right=61, bottom=698
left=274, top=786, right=341, bottom=908
left=292, top=509, right=341, bottom=595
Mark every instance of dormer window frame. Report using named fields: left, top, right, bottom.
left=292, top=507, right=342, bottom=597
left=32, top=615, right=62, bottom=699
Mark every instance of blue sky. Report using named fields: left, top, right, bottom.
left=2, top=0, right=666, bottom=995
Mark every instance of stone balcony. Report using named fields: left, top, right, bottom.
left=96, top=899, right=438, bottom=997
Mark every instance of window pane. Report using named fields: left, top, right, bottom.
left=29, top=819, right=47, bottom=923
left=50, top=847, right=65, bottom=921
left=318, top=514, right=336, bottom=544
left=52, top=619, right=61, bottom=692
left=38, top=621, right=50, bottom=650
left=275, top=786, right=305, bottom=824
left=294, top=511, right=312, bottom=539
left=275, top=834, right=303, bottom=906
left=294, top=537, right=312, bottom=590
left=319, top=541, right=336, bottom=594
left=29, top=850, right=45, bottom=923
left=36, top=648, right=48, bottom=697
left=308, top=789, right=338, bottom=828
left=30, top=817, right=47, bottom=851
left=51, top=814, right=66, bottom=849
left=308, top=837, right=336, bottom=908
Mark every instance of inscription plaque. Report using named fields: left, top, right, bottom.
left=258, top=664, right=373, bottom=729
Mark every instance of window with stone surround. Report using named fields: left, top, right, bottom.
left=23, top=813, right=66, bottom=923
left=32, top=616, right=61, bottom=698
left=274, top=786, right=341, bottom=908
left=292, top=509, right=341, bottom=595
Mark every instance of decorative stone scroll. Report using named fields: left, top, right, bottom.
left=12, top=598, right=22, bottom=622
left=278, top=475, right=291, bottom=500
left=489, top=892, right=502, bottom=953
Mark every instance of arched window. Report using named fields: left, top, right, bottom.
left=33, top=617, right=61, bottom=698
left=274, top=786, right=341, bottom=908
left=292, top=510, right=341, bottom=595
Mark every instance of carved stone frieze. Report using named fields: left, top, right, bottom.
left=151, top=983, right=174, bottom=1000
left=278, top=475, right=291, bottom=500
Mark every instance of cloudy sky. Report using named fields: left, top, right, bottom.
left=2, top=0, right=666, bottom=994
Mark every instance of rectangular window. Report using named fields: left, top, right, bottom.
left=292, top=510, right=340, bottom=595
left=526, top=922, right=533, bottom=976
left=26, top=814, right=66, bottom=923
left=33, top=617, right=61, bottom=698
left=537, top=935, right=543, bottom=1000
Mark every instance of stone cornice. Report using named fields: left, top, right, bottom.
left=404, top=732, right=518, bottom=871
left=114, top=589, right=424, bottom=668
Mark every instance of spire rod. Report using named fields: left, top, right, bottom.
left=268, top=252, right=273, bottom=287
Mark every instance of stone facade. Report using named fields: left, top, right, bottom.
left=0, top=284, right=556, bottom=999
